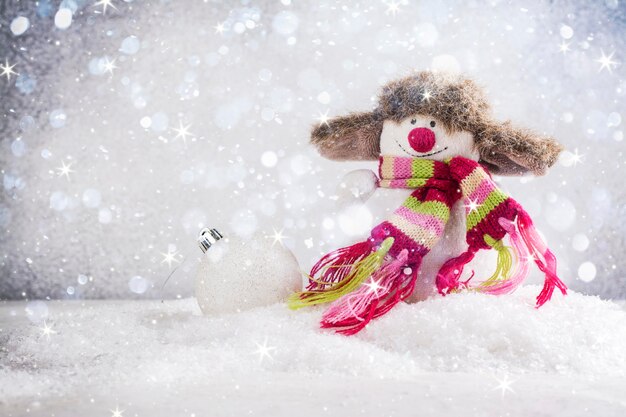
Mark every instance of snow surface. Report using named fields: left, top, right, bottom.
left=2, top=287, right=625, bottom=416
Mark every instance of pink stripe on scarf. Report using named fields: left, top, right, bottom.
left=393, top=157, right=413, bottom=179
left=395, top=206, right=445, bottom=236
left=468, top=177, right=496, bottom=206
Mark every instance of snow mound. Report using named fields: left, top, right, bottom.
left=2, top=288, right=625, bottom=405
left=366, top=288, right=626, bottom=375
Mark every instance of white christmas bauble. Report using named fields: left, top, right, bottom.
left=195, top=231, right=302, bottom=315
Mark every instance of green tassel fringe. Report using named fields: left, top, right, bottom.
left=288, top=237, right=394, bottom=310
left=476, top=234, right=514, bottom=291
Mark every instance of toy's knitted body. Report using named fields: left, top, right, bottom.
left=289, top=156, right=567, bottom=334
left=290, top=71, right=566, bottom=335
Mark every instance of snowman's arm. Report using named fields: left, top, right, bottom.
left=336, top=169, right=379, bottom=205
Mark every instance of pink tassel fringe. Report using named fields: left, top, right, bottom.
left=320, top=250, right=418, bottom=335
left=435, top=250, right=476, bottom=295
left=436, top=212, right=567, bottom=307
left=516, top=210, right=568, bottom=307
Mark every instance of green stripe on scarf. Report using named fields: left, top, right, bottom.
left=466, top=189, right=508, bottom=230
left=411, top=159, right=434, bottom=178
left=402, top=198, right=450, bottom=222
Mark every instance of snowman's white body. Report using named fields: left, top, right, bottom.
left=335, top=114, right=495, bottom=302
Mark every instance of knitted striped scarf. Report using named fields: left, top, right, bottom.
left=289, top=155, right=567, bottom=335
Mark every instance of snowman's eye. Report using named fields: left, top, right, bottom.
left=430, top=121, right=436, bottom=128
left=410, top=119, right=417, bottom=125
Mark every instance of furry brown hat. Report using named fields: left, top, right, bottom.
left=311, top=71, right=563, bottom=176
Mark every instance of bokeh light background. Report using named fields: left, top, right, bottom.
left=1, top=0, right=624, bottom=300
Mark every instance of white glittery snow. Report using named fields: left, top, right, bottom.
left=1, top=288, right=625, bottom=416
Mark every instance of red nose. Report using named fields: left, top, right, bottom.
left=408, top=128, right=436, bottom=153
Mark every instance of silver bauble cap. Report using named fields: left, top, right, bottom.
left=197, top=228, right=224, bottom=253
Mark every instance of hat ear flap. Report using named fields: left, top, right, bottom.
left=475, top=121, right=564, bottom=176
left=311, top=111, right=383, bottom=161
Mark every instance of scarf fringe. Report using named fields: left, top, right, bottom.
left=309, top=240, right=374, bottom=288
left=435, top=250, right=476, bottom=295
left=320, top=249, right=418, bottom=335
left=474, top=218, right=530, bottom=295
left=435, top=212, right=567, bottom=306
left=516, top=210, right=568, bottom=307
left=287, top=238, right=394, bottom=310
